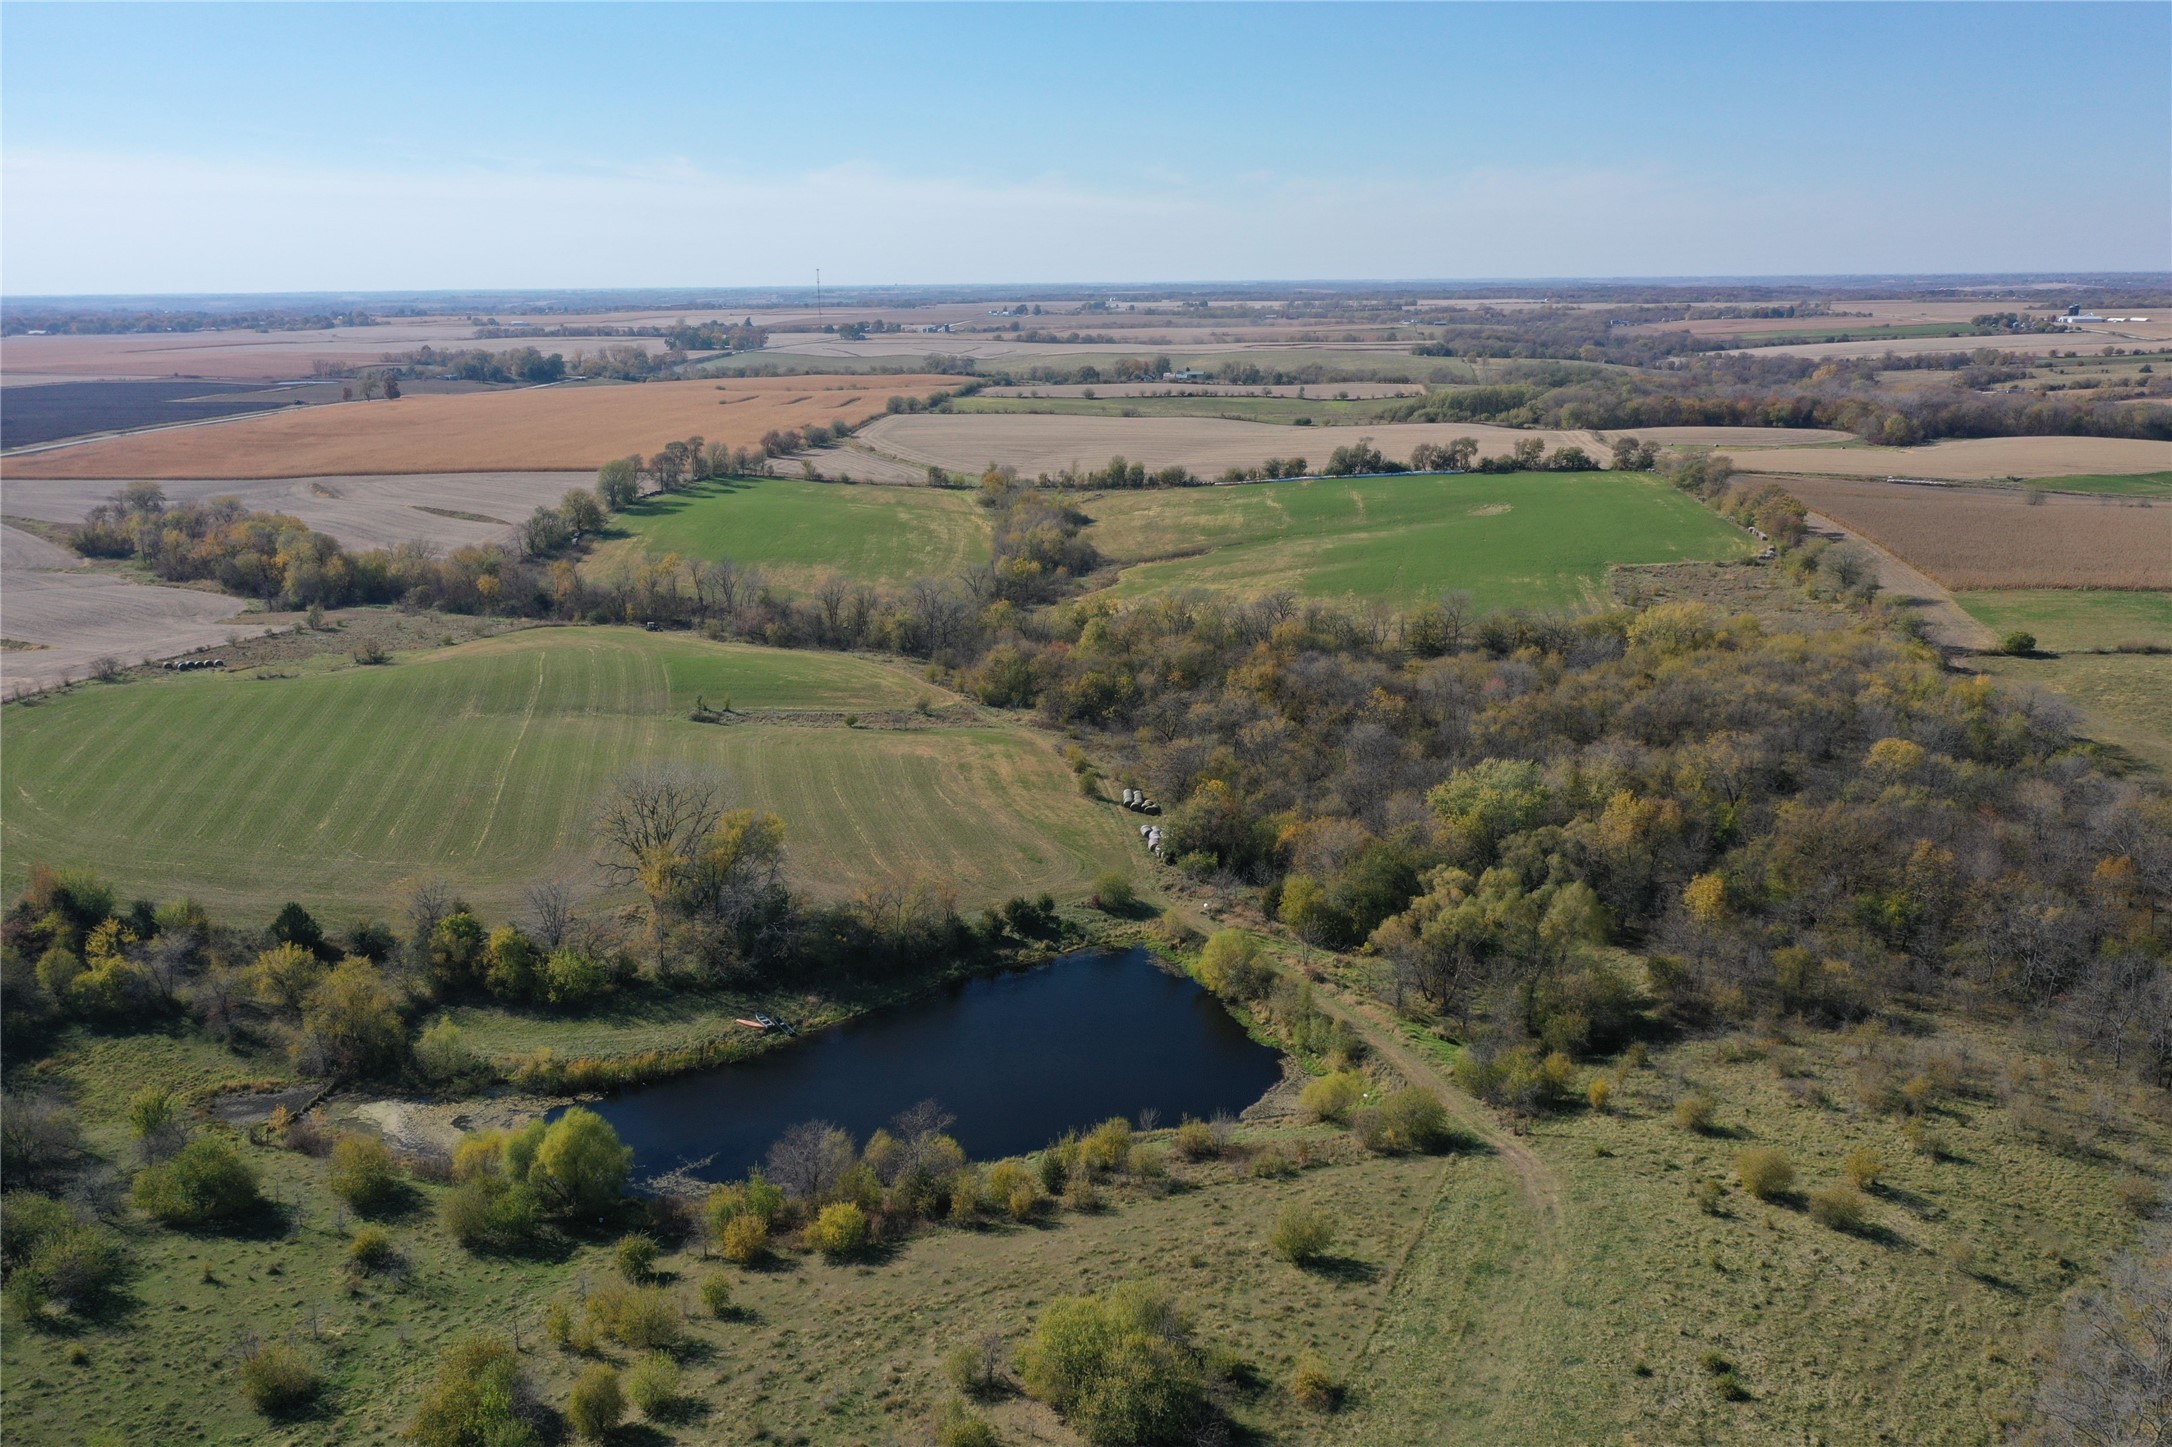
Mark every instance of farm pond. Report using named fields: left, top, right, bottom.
left=568, top=947, right=1285, bottom=1184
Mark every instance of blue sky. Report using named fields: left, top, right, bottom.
left=3, top=2, right=2166, bottom=294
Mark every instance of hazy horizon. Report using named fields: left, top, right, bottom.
left=4, top=1, right=2167, bottom=295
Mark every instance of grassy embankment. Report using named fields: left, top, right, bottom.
left=0, top=628, right=1137, bottom=918
left=1087, top=471, right=1754, bottom=609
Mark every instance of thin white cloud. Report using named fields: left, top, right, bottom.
left=3, top=148, right=2161, bottom=294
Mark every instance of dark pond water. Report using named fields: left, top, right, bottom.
left=575, top=947, right=1284, bottom=1184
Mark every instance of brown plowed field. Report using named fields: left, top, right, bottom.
left=1719, top=434, right=2172, bottom=480
left=4, top=376, right=959, bottom=479
left=1777, top=478, right=2172, bottom=590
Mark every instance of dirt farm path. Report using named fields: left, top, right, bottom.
left=1805, top=510, right=1995, bottom=652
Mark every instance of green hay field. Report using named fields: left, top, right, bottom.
left=1955, top=589, right=2172, bottom=652
left=0, top=629, right=1134, bottom=918
left=1088, top=471, right=1754, bottom=609
left=609, top=477, right=989, bottom=588
left=2027, top=471, right=2172, bottom=499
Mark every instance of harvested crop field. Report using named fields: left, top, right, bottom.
left=1, top=471, right=585, bottom=551
left=1608, top=425, right=1856, bottom=447
left=859, top=413, right=1604, bottom=477
left=0, top=628, right=1134, bottom=915
left=1719, top=434, right=2172, bottom=481
left=4, top=375, right=962, bottom=479
left=0, top=525, right=278, bottom=693
left=1089, top=471, right=1753, bottom=608
left=1782, top=478, right=2172, bottom=590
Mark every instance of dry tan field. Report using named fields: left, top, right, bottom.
left=0, top=472, right=596, bottom=551
left=1719, top=434, right=2172, bottom=480
left=0, top=321, right=686, bottom=383
left=979, top=381, right=1426, bottom=399
left=1718, top=333, right=2131, bottom=362
left=3, top=375, right=959, bottom=479
left=1778, top=479, right=2172, bottom=590
left=1608, top=425, right=1856, bottom=448
left=857, top=413, right=1618, bottom=476
left=0, top=525, right=277, bottom=692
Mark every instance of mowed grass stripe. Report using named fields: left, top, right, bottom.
left=3, top=630, right=1125, bottom=917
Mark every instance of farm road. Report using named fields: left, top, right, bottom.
left=1804, top=512, right=1994, bottom=652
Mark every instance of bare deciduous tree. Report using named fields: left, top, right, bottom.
left=522, top=878, right=580, bottom=950
left=593, top=765, right=729, bottom=884
left=2030, top=1200, right=2171, bottom=1446
left=765, top=1120, right=856, bottom=1201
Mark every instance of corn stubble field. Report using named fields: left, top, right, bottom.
left=4, top=375, right=961, bottom=479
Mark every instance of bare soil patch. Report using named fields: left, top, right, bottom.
left=5, top=375, right=960, bottom=479
left=1720, top=434, right=2172, bottom=481
left=0, top=525, right=282, bottom=693
left=1779, top=479, right=2172, bottom=590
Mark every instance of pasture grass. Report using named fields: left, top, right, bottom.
left=9, top=1009, right=2163, bottom=1446
left=606, top=476, right=989, bottom=588
left=1966, top=651, right=2172, bottom=774
left=1, top=628, right=1134, bottom=917
left=1329, top=1019, right=2172, bottom=1447
left=1088, top=471, right=1753, bottom=609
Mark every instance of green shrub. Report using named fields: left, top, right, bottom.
left=1090, top=872, right=1135, bottom=911
left=1172, top=1118, right=1216, bottom=1160
left=1288, top=1351, right=1342, bottom=1411
left=1807, top=1184, right=1870, bottom=1232
left=583, top=1281, right=683, bottom=1350
left=440, top=1176, right=541, bottom=1252
left=1248, top=1145, right=1293, bottom=1178
left=613, top=1232, right=659, bottom=1282
left=327, top=1133, right=402, bottom=1216
left=347, top=1224, right=398, bottom=1273
left=1019, top=1281, right=1208, bottom=1445
left=132, top=1137, right=263, bottom=1227
left=7, top=1218, right=126, bottom=1319
left=408, top=1336, right=538, bottom=1447
left=1195, top=930, right=1270, bottom=1000
left=1080, top=1118, right=1133, bottom=1174
left=526, top=1108, right=631, bottom=1217
left=698, top=1272, right=734, bottom=1317
left=934, top=1398, right=1000, bottom=1447
left=413, top=1018, right=478, bottom=1086
left=1735, top=1148, right=1794, bottom=1201
left=623, top=1352, right=682, bottom=1421
left=237, top=1340, right=320, bottom=1416
left=718, top=1212, right=769, bottom=1264
left=1999, top=630, right=2037, bottom=656
left=1300, top=1071, right=1368, bottom=1123
left=1691, top=1176, right=1726, bottom=1214
left=1842, top=1147, right=1884, bottom=1190
left=1267, top=1204, right=1336, bottom=1266
left=566, top=1363, right=624, bottom=1441
left=1354, top=1088, right=1453, bottom=1154
left=810, top=1201, right=870, bottom=1258
left=1673, top=1091, right=1716, bottom=1133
